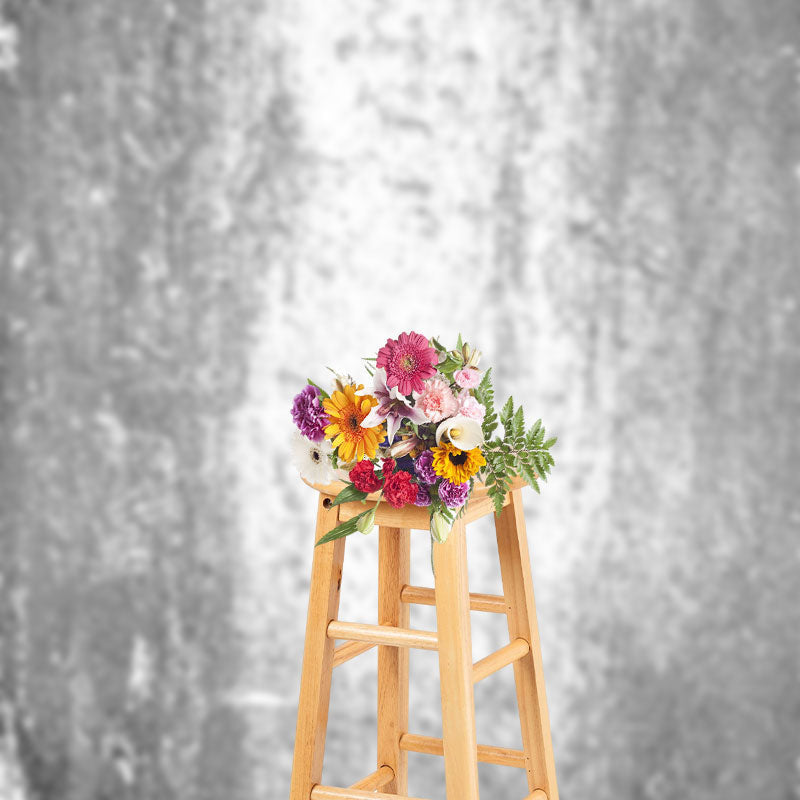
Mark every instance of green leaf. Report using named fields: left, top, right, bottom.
left=438, top=356, right=462, bottom=375
left=543, top=436, right=558, bottom=449
left=500, top=397, right=514, bottom=427
left=331, top=484, right=370, bottom=506
left=512, top=406, right=525, bottom=441
left=315, top=508, right=375, bottom=546
left=307, top=379, right=330, bottom=399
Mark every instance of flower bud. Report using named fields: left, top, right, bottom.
left=430, top=511, right=452, bottom=544
left=356, top=507, right=376, bottom=535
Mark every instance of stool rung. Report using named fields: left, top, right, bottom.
left=311, top=786, right=431, bottom=800
left=525, top=791, right=548, bottom=800
left=400, top=584, right=508, bottom=614
left=349, top=765, right=394, bottom=790
left=327, top=620, right=438, bottom=651
left=332, top=640, right=376, bottom=668
left=473, top=637, right=530, bottom=683
left=399, top=733, right=526, bottom=768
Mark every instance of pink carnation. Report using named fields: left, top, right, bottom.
left=457, top=393, right=486, bottom=423
left=416, top=377, right=458, bottom=422
left=454, top=368, right=481, bottom=389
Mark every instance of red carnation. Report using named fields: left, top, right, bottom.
left=381, top=458, right=396, bottom=478
left=383, top=470, right=417, bottom=509
left=349, top=459, right=383, bottom=493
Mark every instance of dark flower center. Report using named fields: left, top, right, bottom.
left=448, top=451, right=469, bottom=466
left=349, top=415, right=359, bottom=429
left=312, top=449, right=321, bottom=462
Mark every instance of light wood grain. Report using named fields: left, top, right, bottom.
left=400, top=584, right=507, bottom=614
left=433, top=517, right=480, bottom=799
left=311, top=786, right=431, bottom=800
left=332, top=640, right=376, bottom=668
left=327, top=621, right=438, bottom=651
left=292, top=479, right=557, bottom=800
left=495, top=490, right=559, bottom=799
left=289, top=495, right=346, bottom=800
left=377, top=526, right=411, bottom=794
left=337, top=499, right=433, bottom=530
left=349, top=765, right=395, bottom=791
left=463, top=491, right=513, bottom=523
left=472, top=637, right=530, bottom=684
left=399, top=733, right=526, bottom=768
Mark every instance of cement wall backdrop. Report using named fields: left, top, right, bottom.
left=1, top=2, right=799, bottom=799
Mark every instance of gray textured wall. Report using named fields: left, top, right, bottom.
left=1, top=2, right=799, bottom=799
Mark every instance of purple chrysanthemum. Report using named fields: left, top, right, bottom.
left=413, top=484, right=432, bottom=507
left=438, top=479, right=470, bottom=509
left=414, top=450, right=437, bottom=485
left=291, top=384, right=329, bottom=442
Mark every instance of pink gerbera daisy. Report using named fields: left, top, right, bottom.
left=376, top=331, right=438, bottom=396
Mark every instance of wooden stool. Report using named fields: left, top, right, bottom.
left=289, top=477, right=558, bottom=800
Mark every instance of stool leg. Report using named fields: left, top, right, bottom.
left=495, top=489, right=559, bottom=800
left=433, top=518, right=480, bottom=800
left=290, top=495, right=346, bottom=800
left=377, top=526, right=410, bottom=794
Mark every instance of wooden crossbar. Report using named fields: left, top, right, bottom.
left=473, top=638, right=530, bottom=683
left=525, top=791, right=548, bottom=800
left=311, top=787, right=431, bottom=800
left=400, top=584, right=507, bottom=614
left=327, top=621, right=438, bottom=651
left=332, top=640, right=375, bottom=668
left=398, top=733, right=526, bottom=769
left=348, top=765, right=394, bottom=790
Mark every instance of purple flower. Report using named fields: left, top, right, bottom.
left=291, top=384, right=329, bottom=442
left=438, top=479, right=469, bottom=509
left=413, top=484, right=432, bottom=507
left=414, top=450, right=437, bottom=485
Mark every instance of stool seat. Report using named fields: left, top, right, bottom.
left=289, top=480, right=559, bottom=800
left=302, top=475, right=527, bottom=502
left=301, top=476, right=527, bottom=530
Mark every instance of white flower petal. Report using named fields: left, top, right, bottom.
left=386, top=414, right=402, bottom=443
left=407, top=405, right=428, bottom=425
left=435, top=415, right=484, bottom=450
left=291, top=431, right=334, bottom=484
left=360, top=407, right=385, bottom=429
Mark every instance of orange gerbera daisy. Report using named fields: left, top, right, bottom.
left=323, top=384, right=384, bottom=462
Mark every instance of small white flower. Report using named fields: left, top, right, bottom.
left=291, top=431, right=335, bottom=484
left=435, top=415, right=484, bottom=451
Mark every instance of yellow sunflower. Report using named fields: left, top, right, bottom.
left=431, top=442, right=486, bottom=484
left=323, top=384, right=384, bottom=462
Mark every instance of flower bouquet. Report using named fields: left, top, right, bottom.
left=291, top=332, right=556, bottom=547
